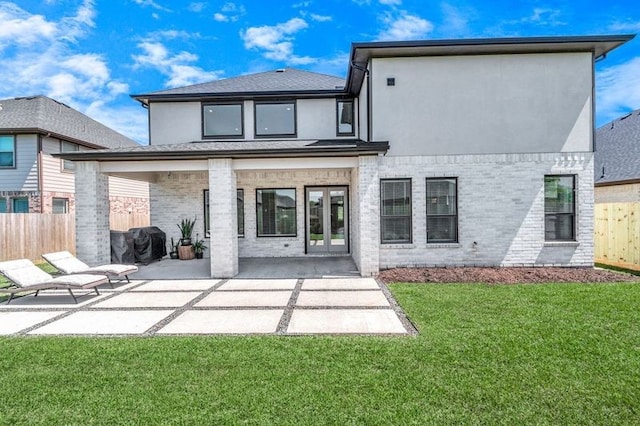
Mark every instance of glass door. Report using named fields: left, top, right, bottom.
left=306, top=187, right=348, bottom=253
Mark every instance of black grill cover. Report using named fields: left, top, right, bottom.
left=110, top=231, right=135, bottom=264
left=129, top=226, right=167, bottom=264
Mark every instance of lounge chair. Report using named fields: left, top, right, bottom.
left=0, top=259, right=107, bottom=304
left=42, top=251, right=138, bottom=286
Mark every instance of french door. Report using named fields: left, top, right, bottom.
left=306, top=187, right=348, bottom=253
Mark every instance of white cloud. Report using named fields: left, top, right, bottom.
left=213, top=13, right=228, bottom=22
left=608, top=21, right=640, bottom=32
left=378, top=12, right=433, bottom=41
left=0, top=2, right=141, bottom=141
left=596, top=57, right=640, bottom=125
left=214, top=2, right=245, bottom=22
left=379, top=0, right=402, bottom=4
left=132, top=41, right=223, bottom=87
left=440, top=3, right=474, bottom=37
left=242, top=18, right=315, bottom=64
left=188, top=2, right=206, bottom=13
left=132, top=0, right=171, bottom=12
left=310, top=13, right=332, bottom=22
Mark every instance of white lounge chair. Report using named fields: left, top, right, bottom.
left=0, top=259, right=107, bottom=304
left=42, top=251, right=138, bottom=286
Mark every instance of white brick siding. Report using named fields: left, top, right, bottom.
left=209, top=159, right=238, bottom=277
left=74, top=161, right=110, bottom=265
left=377, top=152, right=594, bottom=268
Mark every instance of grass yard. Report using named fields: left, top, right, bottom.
left=1, top=282, right=639, bottom=424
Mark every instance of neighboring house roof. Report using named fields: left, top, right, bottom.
left=54, top=139, right=389, bottom=161
left=595, top=108, right=640, bottom=185
left=0, top=95, right=139, bottom=149
left=133, top=68, right=346, bottom=104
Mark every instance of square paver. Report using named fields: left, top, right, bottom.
left=92, top=292, right=200, bottom=308
left=301, top=278, right=380, bottom=290
left=217, top=279, right=298, bottom=290
left=158, top=309, right=284, bottom=334
left=195, top=291, right=292, bottom=307
left=132, top=280, right=219, bottom=292
left=29, top=310, right=173, bottom=335
left=296, top=290, right=390, bottom=307
left=0, top=312, right=65, bottom=335
left=287, top=309, right=407, bottom=334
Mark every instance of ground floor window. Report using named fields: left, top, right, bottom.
left=12, top=197, right=28, bottom=213
left=0, top=198, right=6, bottom=213
left=544, top=175, right=575, bottom=241
left=426, top=178, right=458, bottom=243
left=256, top=188, right=296, bottom=236
left=380, top=179, right=412, bottom=243
left=204, top=189, right=245, bottom=238
left=52, top=198, right=69, bottom=214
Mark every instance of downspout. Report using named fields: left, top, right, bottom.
left=37, top=134, right=44, bottom=213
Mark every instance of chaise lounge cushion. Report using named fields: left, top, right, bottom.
left=42, top=251, right=138, bottom=280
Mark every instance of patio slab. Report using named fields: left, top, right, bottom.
left=0, top=291, right=105, bottom=308
left=92, top=292, right=200, bottom=308
left=132, top=280, right=220, bottom=292
left=296, top=290, right=390, bottom=307
left=217, top=279, right=297, bottom=290
left=29, top=310, right=173, bottom=335
left=0, top=311, right=65, bottom=335
left=287, top=309, right=408, bottom=334
left=195, top=291, right=293, bottom=307
left=158, top=309, right=284, bottom=334
left=301, top=278, right=380, bottom=290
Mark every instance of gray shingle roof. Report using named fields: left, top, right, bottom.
left=595, top=108, right=640, bottom=185
left=134, top=68, right=345, bottom=99
left=0, top=96, right=139, bottom=149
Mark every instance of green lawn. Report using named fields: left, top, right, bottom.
left=1, top=282, right=639, bottom=424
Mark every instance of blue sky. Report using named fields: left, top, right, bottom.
left=1, top=0, right=639, bottom=144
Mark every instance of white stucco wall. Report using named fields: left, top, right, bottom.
left=371, top=52, right=593, bottom=156
left=149, top=102, right=202, bottom=145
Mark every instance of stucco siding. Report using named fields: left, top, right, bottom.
left=371, top=52, right=593, bottom=156
left=0, top=134, right=38, bottom=191
left=150, top=102, right=202, bottom=145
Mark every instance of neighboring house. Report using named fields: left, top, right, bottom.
left=594, top=108, right=640, bottom=202
left=57, top=35, right=634, bottom=278
left=0, top=96, right=149, bottom=214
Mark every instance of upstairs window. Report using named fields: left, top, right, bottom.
left=337, top=100, right=354, bottom=136
left=203, top=103, right=243, bottom=138
left=0, top=135, right=15, bottom=168
left=426, top=178, right=458, bottom=243
left=61, top=141, right=78, bottom=172
left=544, top=175, right=575, bottom=241
left=255, top=102, right=296, bottom=137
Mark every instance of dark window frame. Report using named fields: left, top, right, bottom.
left=256, top=188, right=297, bottom=237
left=0, top=134, right=16, bottom=169
left=426, top=177, right=459, bottom=244
left=202, top=102, right=245, bottom=139
left=11, top=197, right=29, bottom=213
left=336, top=99, right=355, bottom=136
left=544, top=175, right=576, bottom=242
left=203, top=189, right=245, bottom=238
left=254, top=100, right=297, bottom=138
left=380, top=178, right=412, bottom=244
left=237, top=189, right=245, bottom=238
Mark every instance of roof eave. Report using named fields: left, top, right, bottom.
left=0, top=127, right=118, bottom=150
left=131, top=89, right=348, bottom=104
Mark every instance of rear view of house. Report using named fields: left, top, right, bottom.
left=58, top=35, right=634, bottom=277
left=0, top=96, right=148, bottom=214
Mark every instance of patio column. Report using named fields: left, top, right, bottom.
left=75, top=161, right=110, bottom=265
left=356, top=155, right=380, bottom=276
left=208, top=158, right=238, bottom=278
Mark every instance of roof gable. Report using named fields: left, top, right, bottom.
left=0, top=96, right=139, bottom=149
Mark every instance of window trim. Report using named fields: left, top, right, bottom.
left=256, top=188, right=297, bottom=237
left=60, top=141, right=79, bottom=173
left=380, top=178, right=412, bottom=244
left=52, top=197, right=69, bottom=214
left=0, top=134, right=16, bottom=169
left=254, top=100, right=297, bottom=138
left=544, top=174, right=576, bottom=242
left=426, top=177, right=459, bottom=244
left=336, top=99, right=355, bottom=136
left=202, top=102, right=245, bottom=139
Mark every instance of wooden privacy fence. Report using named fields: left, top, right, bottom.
left=595, top=202, right=640, bottom=271
left=0, top=213, right=150, bottom=262
left=0, top=213, right=76, bottom=262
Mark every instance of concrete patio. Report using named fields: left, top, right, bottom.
left=0, top=277, right=415, bottom=336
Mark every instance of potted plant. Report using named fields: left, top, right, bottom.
left=168, top=237, right=179, bottom=259
left=177, top=217, right=196, bottom=246
left=193, top=235, right=207, bottom=259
